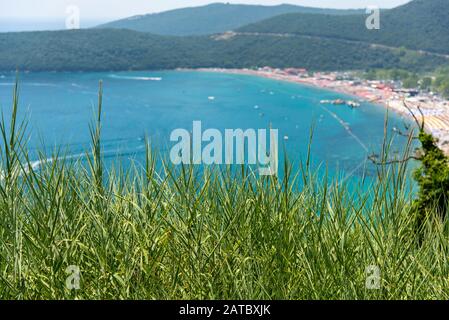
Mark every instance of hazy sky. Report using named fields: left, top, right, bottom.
left=1, top=0, right=411, bottom=20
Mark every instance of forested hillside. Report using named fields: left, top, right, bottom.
left=239, top=0, right=449, bottom=54
left=0, top=28, right=446, bottom=72
left=97, top=2, right=364, bottom=36
left=1, top=0, right=447, bottom=72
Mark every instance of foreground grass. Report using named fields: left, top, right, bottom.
left=1, top=82, right=449, bottom=300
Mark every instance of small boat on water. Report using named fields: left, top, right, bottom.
left=320, top=99, right=344, bottom=105
left=347, top=100, right=361, bottom=108
left=320, top=99, right=360, bottom=108
left=332, top=99, right=345, bottom=105
left=208, top=96, right=215, bottom=101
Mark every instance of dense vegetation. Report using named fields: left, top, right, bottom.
left=239, top=0, right=449, bottom=55
left=97, top=3, right=364, bottom=36
left=1, top=82, right=449, bottom=299
left=412, top=126, right=449, bottom=234
left=429, top=68, right=449, bottom=98
left=368, top=100, right=449, bottom=236
left=0, top=0, right=447, bottom=73
left=0, top=28, right=447, bottom=72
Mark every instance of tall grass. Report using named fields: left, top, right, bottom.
left=0, top=82, right=448, bottom=300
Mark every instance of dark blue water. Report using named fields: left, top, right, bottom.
left=0, top=70, right=413, bottom=186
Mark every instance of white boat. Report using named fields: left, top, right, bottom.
left=347, top=100, right=361, bottom=108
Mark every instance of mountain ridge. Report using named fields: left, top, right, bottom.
left=97, top=2, right=365, bottom=36
left=0, top=0, right=446, bottom=73
left=238, top=0, right=449, bottom=54
left=0, top=28, right=445, bottom=72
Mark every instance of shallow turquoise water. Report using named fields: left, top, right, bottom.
left=0, top=70, right=413, bottom=186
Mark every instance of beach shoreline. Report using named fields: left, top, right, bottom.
left=184, top=67, right=449, bottom=156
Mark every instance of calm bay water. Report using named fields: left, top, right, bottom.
left=0, top=70, right=413, bottom=186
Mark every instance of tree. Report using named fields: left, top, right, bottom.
left=370, top=101, right=449, bottom=235
left=402, top=74, right=419, bottom=88
left=419, top=77, right=432, bottom=91
left=437, top=79, right=449, bottom=98
left=412, top=127, right=449, bottom=231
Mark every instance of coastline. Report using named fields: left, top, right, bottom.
left=187, top=67, right=449, bottom=156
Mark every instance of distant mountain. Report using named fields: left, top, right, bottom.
left=1, top=0, right=447, bottom=73
left=97, top=2, right=364, bottom=36
left=238, top=0, right=449, bottom=54
left=0, top=28, right=446, bottom=72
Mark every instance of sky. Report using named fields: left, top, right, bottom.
left=1, top=0, right=411, bottom=20
left=0, top=0, right=411, bottom=31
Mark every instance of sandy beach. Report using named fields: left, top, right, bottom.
left=190, top=67, right=449, bottom=156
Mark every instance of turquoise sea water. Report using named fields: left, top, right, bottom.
left=0, top=70, right=413, bottom=186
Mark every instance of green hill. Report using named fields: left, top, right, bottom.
left=97, top=2, right=364, bottom=36
left=0, top=28, right=446, bottom=72
left=238, top=0, right=449, bottom=55
left=1, top=0, right=447, bottom=73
